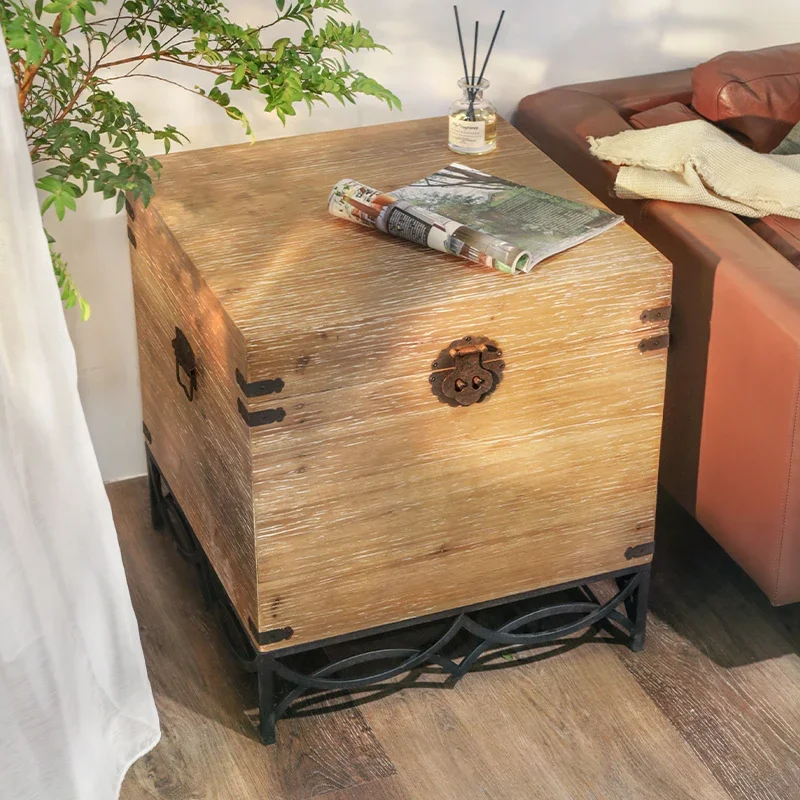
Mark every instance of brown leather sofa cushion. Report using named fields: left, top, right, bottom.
left=747, top=216, right=800, bottom=267
left=692, top=44, right=800, bottom=152
left=629, top=102, right=704, bottom=129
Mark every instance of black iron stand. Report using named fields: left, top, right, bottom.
left=146, top=448, right=651, bottom=746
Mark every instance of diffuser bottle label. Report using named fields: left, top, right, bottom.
left=449, top=118, right=486, bottom=150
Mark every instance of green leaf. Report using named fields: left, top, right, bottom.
left=53, top=195, right=66, bottom=220
left=273, top=37, right=290, bottom=61
left=24, top=33, right=45, bottom=65
left=36, top=176, right=62, bottom=193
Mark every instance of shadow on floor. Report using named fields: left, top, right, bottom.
left=647, top=489, right=799, bottom=669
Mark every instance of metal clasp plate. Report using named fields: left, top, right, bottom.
left=429, top=335, right=504, bottom=406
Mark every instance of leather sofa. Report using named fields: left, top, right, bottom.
left=516, top=44, right=800, bottom=605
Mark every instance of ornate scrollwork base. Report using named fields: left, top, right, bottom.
left=146, top=447, right=651, bottom=747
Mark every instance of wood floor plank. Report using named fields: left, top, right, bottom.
left=258, top=696, right=395, bottom=799
left=319, top=776, right=414, bottom=800
left=613, top=493, right=800, bottom=800
left=359, top=636, right=730, bottom=800
left=112, top=478, right=395, bottom=800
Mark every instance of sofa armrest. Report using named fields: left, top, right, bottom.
left=650, top=203, right=800, bottom=604
left=551, top=68, right=694, bottom=114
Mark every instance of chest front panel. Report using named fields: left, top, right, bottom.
left=246, top=236, right=669, bottom=648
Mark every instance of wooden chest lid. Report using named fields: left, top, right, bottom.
left=147, top=117, right=666, bottom=353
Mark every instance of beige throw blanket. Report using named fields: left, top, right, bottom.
left=589, top=119, right=800, bottom=218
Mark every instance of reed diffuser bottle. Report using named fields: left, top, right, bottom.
left=450, top=7, right=505, bottom=156
left=448, top=78, right=497, bottom=155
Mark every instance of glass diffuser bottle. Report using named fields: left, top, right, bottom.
left=448, top=78, right=497, bottom=155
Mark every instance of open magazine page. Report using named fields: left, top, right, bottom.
left=328, top=179, right=531, bottom=274
left=328, top=164, right=622, bottom=274
left=393, top=163, right=623, bottom=268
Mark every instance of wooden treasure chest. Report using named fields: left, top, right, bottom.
left=129, top=118, right=671, bottom=743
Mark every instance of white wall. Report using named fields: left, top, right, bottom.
left=52, top=0, right=800, bottom=481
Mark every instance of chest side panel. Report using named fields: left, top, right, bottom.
left=250, top=237, right=671, bottom=650
left=129, top=202, right=257, bottom=629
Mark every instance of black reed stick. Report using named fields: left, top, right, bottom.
left=474, top=10, right=506, bottom=90
left=467, top=21, right=480, bottom=120
left=470, top=24, right=479, bottom=87
left=453, top=6, right=471, bottom=102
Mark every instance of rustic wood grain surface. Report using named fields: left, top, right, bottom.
left=131, top=203, right=258, bottom=629
left=132, top=117, right=671, bottom=649
left=113, top=478, right=800, bottom=800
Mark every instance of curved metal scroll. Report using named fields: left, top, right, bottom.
left=268, top=572, right=641, bottom=722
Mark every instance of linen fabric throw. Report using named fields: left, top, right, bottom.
left=588, top=118, right=800, bottom=218
left=0, top=39, right=160, bottom=800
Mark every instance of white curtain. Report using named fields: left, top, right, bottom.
left=0, top=38, right=160, bottom=800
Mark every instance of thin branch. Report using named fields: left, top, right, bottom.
left=158, top=39, right=197, bottom=52
left=108, top=3, right=132, bottom=40
left=157, top=33, right=197, bottom=54
left=85, top=28, right=94, bottom=71
left=18, top=14, right=62, bottom=112
left=95, top=52, right=157, bottom=69
left=121, top=58, right=148, bottom=78
left=93, top=51, right=235, bottom=78
left=90, top=15, right=141, bottom=28
left=103, top=73, right=209, bottom=96
left=161, top=56, right=235, bottom=74
left=254, top=4, right=319, bottom=33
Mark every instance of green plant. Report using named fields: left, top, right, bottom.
left=1, top=0, right=400, bottom=318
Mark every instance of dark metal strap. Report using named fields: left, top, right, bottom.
left=235, top=369, right=284, bottom=398
left=237, top=398, right=286, bottom=427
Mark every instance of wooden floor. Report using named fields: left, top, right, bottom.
left=112, top=478, right=800, bottom=800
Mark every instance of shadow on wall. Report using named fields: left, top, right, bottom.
left=531, top=0, right=745, bottom=90
left=51, top=0, right=799, bottom=481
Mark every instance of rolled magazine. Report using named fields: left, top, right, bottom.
left=328, top=163, right=622, bottom=275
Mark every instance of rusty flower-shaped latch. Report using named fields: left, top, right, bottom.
left=429, top=336, right=504, bottom=407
